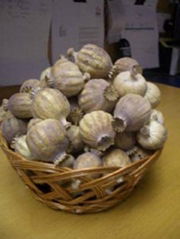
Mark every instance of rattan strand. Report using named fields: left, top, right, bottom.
left=0, top=132, right=161, bottom=214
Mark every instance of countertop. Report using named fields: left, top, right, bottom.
left=0, top=83, right=180, bottom=239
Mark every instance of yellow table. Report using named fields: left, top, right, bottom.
left=0, top=83, right=180, bottom=239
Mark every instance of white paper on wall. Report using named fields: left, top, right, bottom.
left=121, top=3, right=159, bottom=68
left=122, top=28, right=159, bottom=69
left=0, top=0, right=52, bottom=86
left=51, top=0, right=104, bottom=63
left=107, top=0, right=125, bottom=43
left=107, top=0, right=159, bottom=68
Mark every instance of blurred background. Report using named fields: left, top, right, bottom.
left=0, top=0, right=180, bottom=92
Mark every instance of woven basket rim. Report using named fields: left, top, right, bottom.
left=0, top=130, right=161, bottom=174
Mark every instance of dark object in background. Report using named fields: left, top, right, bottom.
left=163, top=1, right=180, bottom=40
left=158, top=1, right=180, bottom=75
left=106, top=39, right=132, bottom=63
left=174, top=3, right=180, bottom=40
left=163, top=19, right=174, bottom=38
left=159, top=42, right=172, bottom=73
left=135, top=0, right=146, bottom=5
left=74, top=0, right=86, bottom=2
left=117, top=38, right=132, bottom=58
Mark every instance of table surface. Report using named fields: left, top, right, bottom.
left=0, top=83, right=180, bottom=239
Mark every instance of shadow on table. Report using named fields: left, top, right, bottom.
left=144, top=68, right=180, bottom=88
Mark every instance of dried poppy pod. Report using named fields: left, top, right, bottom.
left=78, top=79, right=116, bottom=113
left=113, top=94, right=151, bottom=132
left=0, top=99, right=13, bottom=122
left=39, top=66, right=51, bottom=88
left=109, top=57, right=142, bottom=79
left=112, top=67, right=147, bottom=98
left=1, top=116, right=27, bottom=144
left=137, top=121, right=167, bottom=150
left=26, top=119, right=68, bottom=162
left=115, top=132, right=136, bottom=150
left=127, top=146, right=152, bottom=162
left=50, top=56, right=89, bottom=97
left=67, top=97, right=84, bottom=125
left=144, top=82, right=161, bottom=108
left=11, top=135, right=35, bottom=160
left=79, top=110, right=115, bottom=151
left=103, top=149, right=131, bottom=168
left=149, top=109, right=164, bottom=125
left=66, top=125, right=84, bottom=153
left=71, top=152, right=102, bottom=190
left=103, top=148, right=130, bottom=195
left=31, top=88, right=71, bottom=128
left=73, top=152, right=102, bottom=170
left=1, top=98, right=8, bottom=111
left=27, top=118, right=43, bottom=131
left=0, top=108, right=13, bottom=123
left=8, top=93, right=33, bottom=119
left=20, top=79, right=41, bottom=93
left=54, top=153, right=75, bottom=168
left=67, top=44, right=113, bottom=78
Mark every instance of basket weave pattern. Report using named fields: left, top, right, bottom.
left=0, top=132, right=161, bottom=214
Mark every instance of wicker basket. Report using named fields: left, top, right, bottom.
left=0, top=132, right=161, bottom=214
